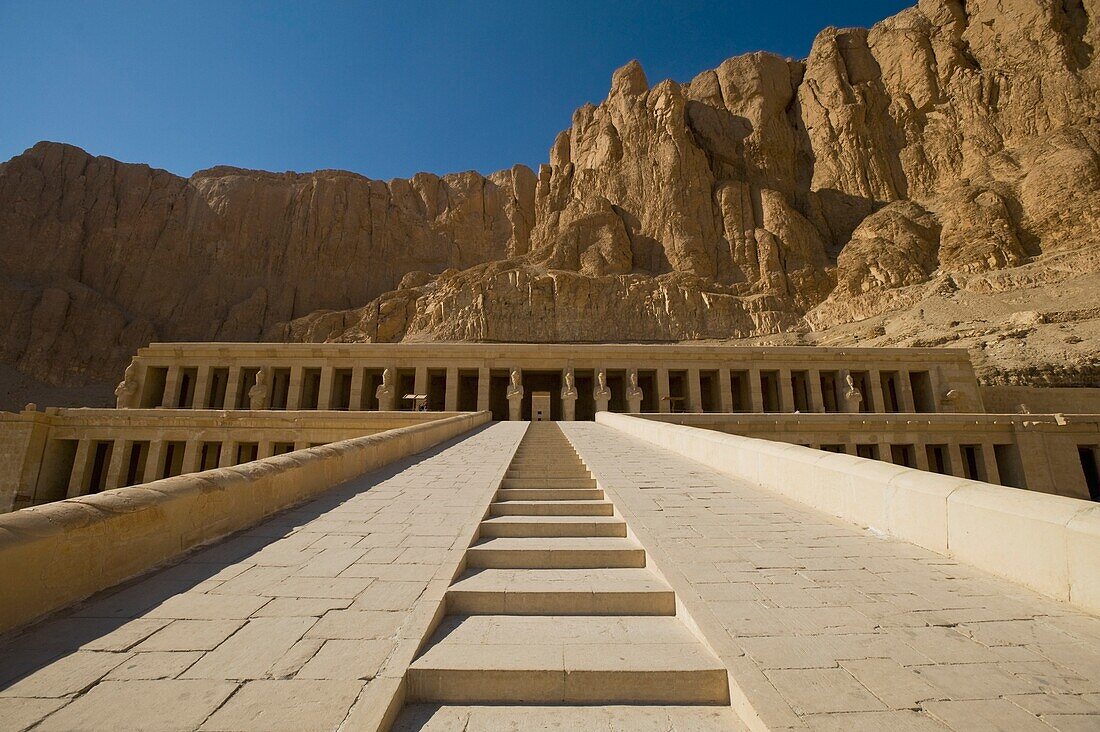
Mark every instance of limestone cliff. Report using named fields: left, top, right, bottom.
left=1, top=0, right=1097, bottom=392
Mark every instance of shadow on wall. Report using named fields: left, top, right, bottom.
left=0, top=365, right=115, bottom=413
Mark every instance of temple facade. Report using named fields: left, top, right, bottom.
left=1, top=342, right=1098, bottom=512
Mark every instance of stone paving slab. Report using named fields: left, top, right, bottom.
left=561, top=422, right=1100, bottom=732
left=0, top=422, right=525, bottom=732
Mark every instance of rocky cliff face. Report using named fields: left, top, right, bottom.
left=1, top=0, right=1097, bottom=392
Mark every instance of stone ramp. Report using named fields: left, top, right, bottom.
left=403, top=422, right=734, bottom=725
left=0, top=423, right=527, bottom=732
left=561, top=421, right=1100, bottom=732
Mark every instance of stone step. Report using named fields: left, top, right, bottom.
left=507, top=461, right=584, bottom=469
left=506, top=473, right=594, bottom=479
left=466, top=537, right=646, bottom=569
left=446, top=568, right=674, bottom=615
left=503, top=477, right=598, bottom=488
left=393, top=704, right=746, bottom=731
left=497, top=488, right=604, bottom=502
left=489, top=500, right=615, bottom=517
left=480, top=515, right=626, bottom=538
left=407, top=615, right=729, bottom=704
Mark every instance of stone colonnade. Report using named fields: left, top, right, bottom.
left=148, top=362, right=940, bottom=418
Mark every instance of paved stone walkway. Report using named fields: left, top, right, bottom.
left=562, top=422, right=1100, bottom=732
left=0, top=423, right=526, bottom=732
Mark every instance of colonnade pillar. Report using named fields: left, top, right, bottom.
left=286, top=366, right=305, bottom=410
left=218, top=441, right=236, bottom=469
left=161, top=366, right=182, bottom=408
left=191, top=366, right=213, bottom=409
left=914, top=443, right=930, bottom=472
left=948, top=442, right=965, bottom=479
left=869, top=370, right=886, bottom=413
left=349, top=369, right=366, bottom=411
left=181, top=440, right=203, bottom=474
left=65, top=440, right=93, bottom=497
left=414, top=366, right=428, bottom=407
left=656, top=369, right=670, bottom=413
left=686, top=368, right=702, bottom=413
left=899, top=370, right=917, bottom=413
left=807, top=368, right=825, bottom=413
left=317, top=367, right=336, bottom=410
left=982, top=444, right=1001, bottom=485
left=224, top=366, right=243, bottom=410
left=748, top=367, right=764, bottom=412
left=477, top=367, right=490, bottom=413
left=445, top=367, right=459, bottom=411
left=718, top=367, right=734, bottom=412
left=103, top=438, right=129, bottom=490
left=778, top=367, right=795, bottom=413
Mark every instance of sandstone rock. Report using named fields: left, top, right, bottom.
left=1, top=1, right=1097, bottom=394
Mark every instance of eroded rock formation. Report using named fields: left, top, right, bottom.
left=1, top=0, right=1097, bottom=392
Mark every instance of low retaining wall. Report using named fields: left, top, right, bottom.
left=0, top=411, right=490, bottom=633
left=598, top=412, right=1100, bottom=615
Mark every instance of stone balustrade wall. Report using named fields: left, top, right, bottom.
left=0, top=411, right=490, bottom=633
left=598, top=412, right=1100, bottom=615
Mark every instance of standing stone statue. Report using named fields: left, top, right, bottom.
left=506, top=368, right=524, bottom=421
left=626, top=369, right=643, bottom=414
left=376, top=367, right=396, bottom=411
left=593, top=369, right=611, bottom=413
left=248, top=369, right=270, bottom=410
left=114, top=361, right=139, bottom=409
left=842, top=371, right=863, bottom=413
left=560, top=369, right=578, bottom=421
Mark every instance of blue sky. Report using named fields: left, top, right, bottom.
left=0, top=1, right=912, bottom=180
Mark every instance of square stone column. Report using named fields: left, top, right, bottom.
left=914, top=443, right=930, bottom=471
left=144, top=440, right=168, bottom=481
left=928, top=369, right=944, bottom=412
left=779, top=368, right=795, bottom=412
left=181, top=440, right=203, bottom=474
left=869, top=371, right=886, bottom=413
left=66, top=439, right=93, bottom=497
left=286, top=366, right=305, bottom=410
left=948, top=442, right=965, bottom=478
left=414, top=366, right=428, bottom=408
left=877, top=442, right=893, bottom=463
left=317, top=367, right=336, bottom=410
left=349, top=368, right=366, bottom=411
left=191, top=366, right=213, bottom=409
left=748, top=367, right=764, bottom=412
left=218, top=441, right=236, bottom=468
left=686, top=368, right=702, bottom=412
left=656, top=369, right=671, bottom=413
left=899, top=370, right=917, bottom=413
left=807, top=368, right=825, bottom=413
left=982, top=444, right=1001, bottom=485
left=477, top=367, right=491, bottom=412
left=445, top=367, right=459, bottom=411
left=104, top=439, right=130, bottom=490
left=294, top=440, right=311, bottom=451
left=258, top=441, right=275, bottom=459
left=161, top=366, right=182, bottom=408
left=224, top=366, right=243, bottom=410
left=718, top=368, right=734, bottom=412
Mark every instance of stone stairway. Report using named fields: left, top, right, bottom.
left=401, top=422, right=737, bottom=728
